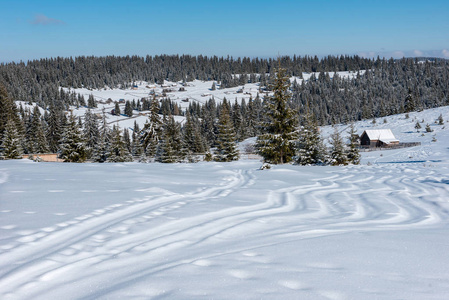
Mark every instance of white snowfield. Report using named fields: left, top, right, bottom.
left=1, top=107, right=449, bottom=299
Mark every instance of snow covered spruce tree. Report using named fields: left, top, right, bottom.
left=23, top=106, right=49, bottom=154
left=295, top=112, right=327, bottom=165
left=107, top=125, right=133, bottom=162
left=140, top=98, right=163, bottom=159
left=124, top=100, right=133, bottom=117
left=346, top=123, right=360, bottom=165
left=59, top=112, right=87, bottom=162
left=156, top=114, right=186, bottom=163
left=404, top=89, right=416, bottom=113
left=0, top=84, right=23, bottom=146
left=214, top=99, right=239, bottom=162
left=83, top=109, right=100, bottom=159
left=183, top=111, right=208, bottom=161
left=87, top=94, right=97, bottom=108
left=1, top=119, right=23, bottom=159
left=256, top=67, right=298, bottom=164
left=329, top=127, right=348, bottom=166
left=46, top=103, right=64, bottom=153
left=92, top=109, right=111, bottom=162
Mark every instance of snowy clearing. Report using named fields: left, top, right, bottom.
left=1, top=106, right=449, bottom=299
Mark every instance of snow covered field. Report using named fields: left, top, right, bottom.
left=1, top=107, right=449, bottom=299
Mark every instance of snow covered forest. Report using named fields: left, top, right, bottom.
left=1, top=55, right=448, bottom=163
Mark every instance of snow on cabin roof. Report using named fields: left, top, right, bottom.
left=363, top=129, right=399, bottom=144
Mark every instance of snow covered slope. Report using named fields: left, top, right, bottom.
left=59, top=71, right=365, bottom=132
left=1, top=106, right=449, bottom=299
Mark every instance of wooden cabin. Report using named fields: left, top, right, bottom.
left=22, top=153, right=63, bottom=162
left=360, top=129, right=399, bottom=147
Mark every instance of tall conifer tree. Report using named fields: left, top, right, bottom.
left=156, top=114, right=185, bottom=163
left=29, top=106, right=50, bottom=153
left=1, top=119, right=23, bottom=159
left=83, top=109, right=100, bottom=159
left=214, top=99, right=239, bottom=162
left=140, top=98, right=163, bottom=157
left=59, top=112, right=87, bottom=162
left=296, top=112, right=327, bottom=165
left=329, top=127, right=348, bottom=166
left=347, top=123, right=361, bottom=165
left=92, top=109, right=110, bottom=162
left=256, top=67, right=298, bottom=164
left=107, top=125, right=133, bottom=162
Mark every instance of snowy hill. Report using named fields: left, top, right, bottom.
left=319, top=105, right=449, bottom=165
left=57, top=70, right=365, bottom=132
left=2, top=104, right=449, bottom=298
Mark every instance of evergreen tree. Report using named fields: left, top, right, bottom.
left=201, top=100, right=217, bottom=146
left=140, top=98, right=163, bottom=157
left=246, top=97, right=258, bottom=137
left=156, top=114, right=185, bottom=163
left=346, top=123, right=361, bottom=165
left=92, top=109, right=110, bottom=162
left=114, top=102, right=121, bottom=115
left=46, top=104, right=63, bottom=153
left=123, top=128, right=131, bottom=153
left=232, top=99, right=244, bottom=141
left=78, top=95, right=86, bottom=107
left=138, top=148, right=148, bottom=163
left=83, top=109, right=100, bottom=159
left=31, top=106, right=50, bottom=153
left=130, top=120, right=142, bottom=157
left=59, top=112, right=87, bottom=162
left=183, top=111, right=206, bottom=154
left=295, top=113, right=327, bottom=165
left=214, top=99, right=239, bottom=162
left=404, top=89, right=416, bottom=113
left=329, top=127, right=348, bottom=166
left=415, top=121, right=421, bottom=132
left=124, top=100, right=133, bottom=117
left=438, top=113, right=444, bottom=125
left=107, top=125, right=133, bottom=162
left=0, top=84, right=21, bottom=138
left=256, top=67, right=298, bottom=164
left=1, top=119, right=23, bottom=159
left=87, top=94, right=97, bottom=108
left=24, top=106, right=49, bottom=154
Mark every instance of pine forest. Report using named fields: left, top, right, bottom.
left=1, top=55, right=448, bottom=164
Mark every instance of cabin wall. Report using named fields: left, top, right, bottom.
left=22, top=154, right=63, bottom=162
left=360, top=134, right=371, bottom=146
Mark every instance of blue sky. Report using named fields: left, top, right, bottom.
left=1, top=0, right=449, bottom=62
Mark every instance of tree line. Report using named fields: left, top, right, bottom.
left=1, top=69, right=359, bottom=166
left=1, top=54, right=447, bottom=126
left=1, top=54, right=448, bottom=164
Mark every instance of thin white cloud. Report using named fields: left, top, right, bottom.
left=391, top=51, right=405, bottom=59
left=31, top=14, right=65, bottom=25
left=358, top=49, right=449, bottom=59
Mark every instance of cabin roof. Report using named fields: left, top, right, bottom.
left=363, top=129, right=399, bottom=144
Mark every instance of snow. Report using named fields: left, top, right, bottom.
left=2, top=105, right=449, bottom=298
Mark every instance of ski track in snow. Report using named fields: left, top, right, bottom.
left=0, top=163, right=448, bottom=299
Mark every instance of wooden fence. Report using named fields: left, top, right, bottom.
left=358, top=142, right=421, bottom=152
